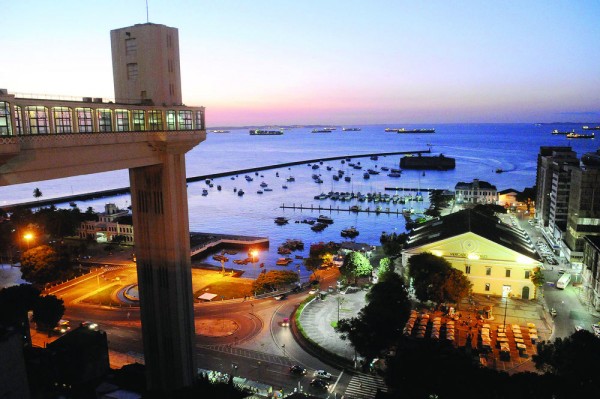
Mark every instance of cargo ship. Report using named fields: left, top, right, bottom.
left=583, top=126, right=600, bottom=130
left=211, top=130, right=230, bottom=133
left=566, top=132, right=595, bottom=139
left=249, top=129, right=283, bottom=135
left=385, top=128, right=435, bottom=133
left=400, top=154, right=455, bottom=170
left=342, top=127, right=361, bottom=131
left=312, top=128, right=333, bottom=133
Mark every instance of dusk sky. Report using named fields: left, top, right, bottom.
left=3, top=1, right=599, bottom=125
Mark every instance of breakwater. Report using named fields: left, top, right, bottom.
left=1, top=149, right=429, bottom=210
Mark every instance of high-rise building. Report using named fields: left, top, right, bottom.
left=535, top=146, right=577, bottom=229
left=111, top=23, right=182, bottom=106
left=582, top=235, right=600, bottom=311
left=564, top=150, right=600, bottom=264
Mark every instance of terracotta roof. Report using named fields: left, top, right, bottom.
left=405, top=209, right=540, bottom=261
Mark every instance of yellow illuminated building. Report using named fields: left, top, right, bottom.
left=402, top=209, right=543, bottom=299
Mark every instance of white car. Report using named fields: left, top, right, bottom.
left=313, top=370, right=332, bottom=380
left=308, top=289, right=318, bottom=295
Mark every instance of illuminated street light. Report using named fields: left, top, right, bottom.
left=23, top=232, right=34, bottom=249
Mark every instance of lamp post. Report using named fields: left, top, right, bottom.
left=503, top=294, right=509, bottom=328
left=337, top=297, right=345, bottom=323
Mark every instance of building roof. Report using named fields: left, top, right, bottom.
left=499, top=188, right=519, bottom=195
left=455, top=179, right=497, bottom=191
left=405, top=209, right=540, bottom=261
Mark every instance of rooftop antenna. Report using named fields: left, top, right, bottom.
left=146, top=0, right=149, bottom=23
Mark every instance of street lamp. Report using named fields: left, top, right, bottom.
left=23, top=233, right=34, bottom=250
left=337, top=296, right=345, bottom=323
left=503, top=294, right=510, bottom=328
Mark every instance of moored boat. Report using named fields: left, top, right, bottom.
left=385, top=128, right=435, bottom=133
left=341, top=227, right=360, bottom=239
left=317, top=215, right=334, bottom=224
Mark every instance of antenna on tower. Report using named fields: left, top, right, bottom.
left=146, top=0, right=149, bottom=23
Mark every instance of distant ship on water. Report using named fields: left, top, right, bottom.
left=211, top=130, right=230, bottom=133
left=385, top=128, right=435, bottom=133
left=250, top=129, right=284, bottom=135
left=583, top=125, right=600, bottom=130
left=342, top=127, right=361, bottom=131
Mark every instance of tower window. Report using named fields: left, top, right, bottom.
left=125, top=38, right=137, bottom=55
left=127, top=63, right=138, bottom=80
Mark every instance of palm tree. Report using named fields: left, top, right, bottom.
left=530, top=267, right=545, bottom=299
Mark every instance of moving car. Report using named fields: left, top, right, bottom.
left=290, top=365, right=307, bottom=375
left=274, top=294, right=288, bottom=301
left=313, top=370, right=332, bottom=379
left=310, top=378, right=330, bottom=389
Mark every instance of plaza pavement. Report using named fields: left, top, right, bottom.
left=297, top=287, right=554, bottom=375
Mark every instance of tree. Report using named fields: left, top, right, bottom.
left=530, top=266, right=545, bottom=296
left=112, top=235, right=127, bottom=244
left=377, top=257, right=392, bottom=279
left=408, top=252, right=472, bottom=306
left=336, top=272, right=411, bottom=365
left=251, top=270, right=298, bottom=294
left=380, top=232, right=408, bottom=256
left=340, top=251, right=373, bottom=284
left=32, top=294, right=65, bottom=334
left=0, top=284, right=41, bottom=345
left=533, top=330, right=600, bottom=397
left=20, top=245, right=72, bottom=287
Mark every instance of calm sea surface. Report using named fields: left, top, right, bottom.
left=2, top=123, right=598, bottom=280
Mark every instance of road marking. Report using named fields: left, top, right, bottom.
left=330, top=369, right=344, bottom=394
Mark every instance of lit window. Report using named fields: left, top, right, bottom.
left=25, top=106, right=49, bottom=134
left=178, top=110, right=192, bottom=130
left=148, top=110, right=163, bottom=130
left=166, top=110, right=176, bottom=130
left=115, top=109, right=130, bottom=132
left=53, top=107, right=73, bottom=133
left=132, top=110, right=145, bottom=131
left=0, top=101, right=12, bottom=135
left=97, top=109, right=113, bottom=132
left=76, top=108, right=93, bottom=132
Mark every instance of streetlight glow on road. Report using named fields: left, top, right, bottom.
left=23, top=232, right=34, bottom=249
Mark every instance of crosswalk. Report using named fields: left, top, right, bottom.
left=200, top=344, right=294, bottom=367
left=343, top=373, right=388, bottom=399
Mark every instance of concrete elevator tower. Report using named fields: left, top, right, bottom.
left=110, top=23, right=197, bottom=393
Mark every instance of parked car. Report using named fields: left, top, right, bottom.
left=310, top=378, right=330, bottom=389
left=290, top=365, right=307, bottom=375
left=274, top=294, right=288, bottom=301
left=558, top=269, right=566, bottom=275
left=313, top=370, right=332, bottom=380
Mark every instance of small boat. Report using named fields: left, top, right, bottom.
left=217, top=185, right=222, bottom=191
left=495, top=169, right=504, bottom=173
left=367, top=169, right=379, bottom=175
left=583, top=126, right=600, bottom=130
left=341, top=227, right=360, bottom=238
left=260, top=182, right=268, bottom=187
left=363, top=172, right=370, bottom=179
left=381, top=166, right=390, bottom=171
left=317, top=215, right=334, bottom=224
left=551, top=129, right=571, bottom=135
left=344, top=176, right=351, bottom=182
left=342, top=127, right=361, bottom=131
left=312, top=129, right=332, bottom=133
left=388, top=172, right=401, bottom=177
left=264, top=188, right=273, bottom=191
left=282, top=185, right=288, bottom=189
left=312, top=164, right=320, bottom=169
left=69, top=201, right=77, bottom=207
left=212, top=254, right=229, bottom=262
left=275, top=216, right=289, bottom=225
left=311, top=223, right=328, bottom=232
left=287, top=176, right=295, bottom=182
left=202, top=189, right=208, bottom=196
left=276, top=257, right=293, bottom=266
left=350, top=205, right=361, bottom=212
left=326, top=166, right=333, bottom=171
left=237, top=189, right=245, bottom=196
left=370, top=155, right=378, bottom=160
left=332, top=175, right=340, bottom=181
left=391, top=168, right=402, bottom=173
left=257, top=190, right=263, bottom=194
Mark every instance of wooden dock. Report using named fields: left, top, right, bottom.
left=280, top=203, right=406, bottom=215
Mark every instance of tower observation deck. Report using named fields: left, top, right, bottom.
left=0, top=22, right=206, bottom=395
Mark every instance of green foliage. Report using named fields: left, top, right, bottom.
left=336, top=272, right=411, bottom=363
left=408, top=252, right=472, bottom=305
left=304, top=241, right=340, bottom=271
left=251, top=270, right=298, bottom=294
left=340, top=251, right=373, bottom=284
left=379, top=232, right=408, bottom=256
left=20, top=245, right=72, bottom=287
left=531, top=266, right=545, bottom=287
left=112, top=235, right=127, bottom=244
left=32, top=294, right=65, bottom=331
left=378, top=257, right=392, bottom=278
